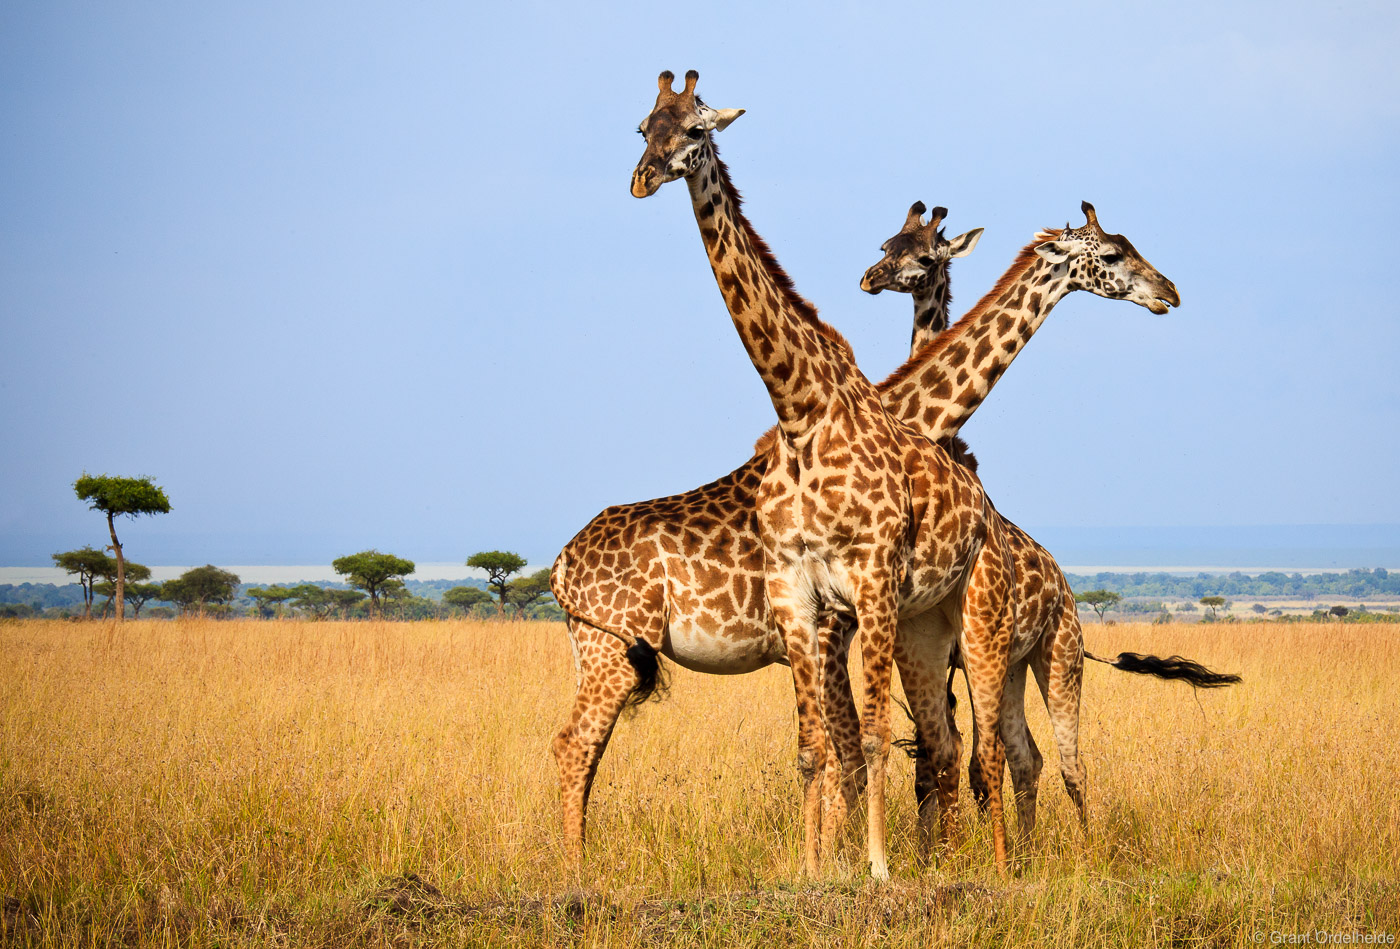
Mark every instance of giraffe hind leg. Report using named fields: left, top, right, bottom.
left=999, top=659, right=1043, bottom=852
left=552, top=617, right=642, bottom=866
left=958, top=542, right=1016, bottom=877
left=894, top=612, right=961, bottom=866
left=1032, top=603, right=1088, bottom=834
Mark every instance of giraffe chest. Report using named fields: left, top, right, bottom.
left=756, top=414, right=913, bottom=609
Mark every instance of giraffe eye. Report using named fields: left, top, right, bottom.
left=1100, top=252, right=1121, bottom=264
left=916, top=256, right=935, bottom=267
left=686, top=127, right=704, bottom=140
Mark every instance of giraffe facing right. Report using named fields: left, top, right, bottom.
left=863, top=201, right=1090, bottom=839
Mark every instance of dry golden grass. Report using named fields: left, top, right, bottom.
left=1, top=617, right=1397, bottom=946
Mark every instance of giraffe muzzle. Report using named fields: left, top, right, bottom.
left=860, top=267, right=888, bottom=294
left=631, top=165, right=659, bottom=199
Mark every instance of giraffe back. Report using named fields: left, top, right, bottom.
left=550, top=456, right=781, bottom=671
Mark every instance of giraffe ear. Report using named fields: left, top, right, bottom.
left=712, top=108, right=745, bottom=131
left=1034, top=238, right=1087, bottom=264
left=947, top=228, right=983, bottom=259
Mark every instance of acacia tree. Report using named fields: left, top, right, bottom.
left=247, top=585, right=296, bottom=618
left=124, top=582, right=165, bottom=619
left=505, top=569, right=553, bottom=616
left=1075, top=589, right=1121, bottom=623
left=52, top=546, right=112, bottom=619
left=1200, top=595, right=1226, bottom=621
left=73, top=474, right=171, bottom=624
left=93, top=561, right=152, bottom=618
left=161, top=565, right=240, bottom=615
left=466, top=551, right=527, bottom=614
left=443, top=585, right=494, bottom=616
left=331, top=550, right=415, bottom=616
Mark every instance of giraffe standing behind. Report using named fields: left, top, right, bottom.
left=862, top=201, right=1089, bottom=839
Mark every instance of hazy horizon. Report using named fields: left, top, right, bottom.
left=6, top=524, right=1397, bottom=583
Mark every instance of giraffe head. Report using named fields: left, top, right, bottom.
left=630, top=70, right=745, bottom=198
left=1033, top=202, right=1180, bottom=313
left=859, top=202, right=984, bottom=295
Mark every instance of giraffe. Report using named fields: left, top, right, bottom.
left=629, top=69, right=1020, bottom=879
left=864, top=200, right=1088, bottom=840
left=852, top=199, right=1244, bottom=851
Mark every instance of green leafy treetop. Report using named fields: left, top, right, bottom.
left=466, top=551, right=527, bottom=614
left=123, top=582, right=165, bottom=619
left=1199, top=595, right=1227, bottom=621
left=73, top=473, right=171, bottom=624
left=443, top=586, right=494, bottom=615
left=247, top=585, right=297, bottom=619
left=161, top=565, right=240, bottom=615
left=52, top=546, right=113, bottom=619
left=506, top=569, right=554, bottom=616
left=1074, top=589, right=1122, bottom=623
left=331, top=550, right=415, bottom=616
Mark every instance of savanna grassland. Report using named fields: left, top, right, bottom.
left=1, top=617, right=1397, bottom=947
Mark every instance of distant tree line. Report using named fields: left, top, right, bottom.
left=18, top=465, right=560, bottom=622
left=231, top=549, right=558, bottom=621
left=1064, top=568, right=1399, bottom=600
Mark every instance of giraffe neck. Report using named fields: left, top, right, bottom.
left=908, top=279, right=952, bottom=358
left=880, top=234, right=1073, bottom=440
left=685, top=144, right=858, bottom=438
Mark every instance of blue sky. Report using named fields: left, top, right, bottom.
left=2, top=0, right=1397, bottom=567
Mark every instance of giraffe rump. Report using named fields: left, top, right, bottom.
left=1087, top=650, right=1242, bottom=688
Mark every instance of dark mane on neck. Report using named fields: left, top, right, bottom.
left=710, top=146, right=854, bottom=357
left=877, top=229, right=1061, bottom=393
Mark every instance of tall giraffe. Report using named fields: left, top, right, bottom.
left=629, top=69, right=1019, bottom=879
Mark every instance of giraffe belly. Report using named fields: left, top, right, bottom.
left=663, top=615, right=784, bottom=674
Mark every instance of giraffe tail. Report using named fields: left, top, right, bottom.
left=1085, top=650, right=1241, bottom=688
left=622, top=638, right=671, bottom=711
left=892, top=652, right=960, bottom=760
left=892, top=697, right=926, bottom=760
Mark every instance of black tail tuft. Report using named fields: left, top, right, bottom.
left=1091, top=650, right=1242, bottom=689
left=622, top=639, right=670, bottom=710
left=892, top=697, right=927, bottom=760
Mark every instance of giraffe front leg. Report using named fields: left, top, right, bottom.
left=854, top=580, right=901, bottom=881
left=551, top=619, right=640, bottom=868
left=767, top=573, right=828, bottom=878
